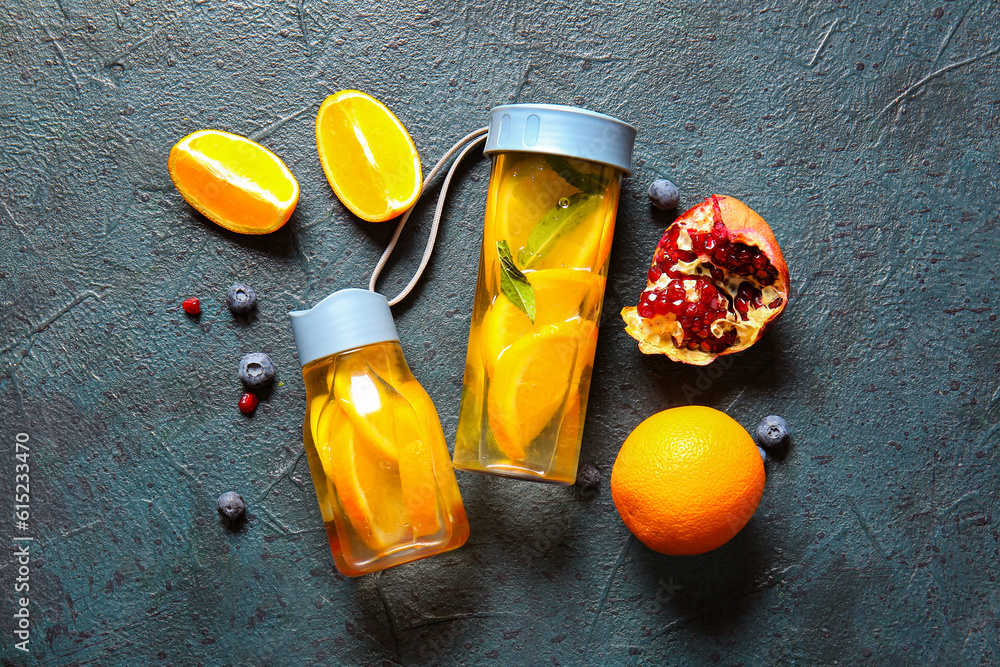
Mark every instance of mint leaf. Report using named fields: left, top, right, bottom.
left=497, top=240, right=536, bottom=323
left=546, top=156, right=610, bottom=194
left=521, top=193, right=601, bottom=269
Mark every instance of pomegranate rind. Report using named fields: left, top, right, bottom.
left=714, top=195, right=790, bottom=295
left=623, top=195, right=789, bottom=364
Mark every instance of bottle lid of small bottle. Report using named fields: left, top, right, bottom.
left=288, top=288, right=399, bottom=366
left=483, top=103, right=636, bottom=175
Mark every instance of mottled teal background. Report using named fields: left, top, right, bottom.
left=1, top=0, right=999, bottom=665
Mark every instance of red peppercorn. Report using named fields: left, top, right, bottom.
left=182, top=297, right=201, bottom=315
left=238, top=392, right=258, bottom=414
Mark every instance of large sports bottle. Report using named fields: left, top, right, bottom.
left=453, top=104, right=635, bottom=484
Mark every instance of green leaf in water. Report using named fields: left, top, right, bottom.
left=545, top=156, right=610, bottom=194
left=520, top=193, right=601, bottom=268
left=496, top=240, right=536, bottom=323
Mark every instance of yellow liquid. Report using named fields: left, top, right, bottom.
left=453, top=152, right=622, bottom=484
left=301, top=341, right=469, bottom=576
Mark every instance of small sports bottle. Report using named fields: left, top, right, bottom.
left=290, top=289, right=469, bottom=576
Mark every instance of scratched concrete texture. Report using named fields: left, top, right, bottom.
left=1, top=0, right=999, bottom=664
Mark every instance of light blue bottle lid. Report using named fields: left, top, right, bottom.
left=288, top=289, right=399, bottom=366
left=483, top=103, right=636, bottom=174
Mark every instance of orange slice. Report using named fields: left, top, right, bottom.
left=312, top=400, right=407, bottom=551
left=389, top=393, right=442, bottom=539
left=168, top=129, right=299, bottom=234
left=480, top=296, right=531, bottom=369
left=481, top=269, right=603, bottom=368
left=331, top=356, right=400, bottom=462
left=332, top=355, right=442, bottom=538
left=487, top=322, right=581, bottom=461
left=492, top=155, right=611, bottom=270
left=493, top=155, right=578, bottom=252
left=315, top=90, right=422, bottom=222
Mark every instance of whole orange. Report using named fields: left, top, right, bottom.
left=610, top=406, right=764, bottom=555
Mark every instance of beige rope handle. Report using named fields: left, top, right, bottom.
left=369, top=126, right=490, bottom=306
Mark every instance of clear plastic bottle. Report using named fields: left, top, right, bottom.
left=291, top=289, right=468, bottom=576
left=453, top=104, right=635, bottom=484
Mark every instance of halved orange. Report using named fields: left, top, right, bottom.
left=168, top=129, right=299, bottom=234
left=315, top=90, right=422, bottom=222
left=487, top=322, right=582, bottom=461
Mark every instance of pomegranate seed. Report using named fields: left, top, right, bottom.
left=647, top=266, right=663, bottom=283
left=676, top=249, right=697, bottom=262
left=653, top=292, right=670, bottom=316
left=708, top=265, right=724, bottom=281
left=182, top=297, right=201, bottom=315
left=703, top=236, right=717, bottom=252
left=637, top=292, right=656, bottom=318
left=752, top=254, right=767, bottom=270
left=668, top=299, right=686, bottom=314
left=239, top=392, right=258, bottom=414
left=768, top=297, right=785, bottom=309
left=662, top=226, right=680, bottom=246
left=666, top=281, right=685, bottom=301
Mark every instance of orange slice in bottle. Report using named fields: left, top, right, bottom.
left=529, top=201, right=608, bottom=271
left=492, top=155, right=613, bottom=271
left=313, top=400, right=406, bottom=552
left=315, top=90, right=422, bottom=222
left=332, top=355, right=441, bottom=538
left=493, top=155, right=578, bottom=252
left=481, top=268, right=603, bottom=369
left=396, top=380, right=459, bottom=482
left=480, top=295, right=532, bottom=369
left=487, top=322, right=581, bottom=461
left=331, top=356, right=399, bottom=462
left=388, top=391, right=442, bottom=539
left=168, top=130, right=299, bottom=234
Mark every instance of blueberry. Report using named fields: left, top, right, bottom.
left=226, top=283, right=256, bottom=314
left=758, top=446, right=767, bottom=463
left=217, top=491, right=245, bottom=521
left=238, top=352, right=275, bottom=389
left=648, top=178, right=679, bottom=210
left=576, top=463, right=601, bottom=490
left=756, top=415, right=790, bottom=449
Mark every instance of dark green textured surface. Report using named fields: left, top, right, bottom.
left=1, top=0, right=999, bottom=664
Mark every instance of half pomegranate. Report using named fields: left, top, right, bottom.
left=621, top=195, right=789, bottom=365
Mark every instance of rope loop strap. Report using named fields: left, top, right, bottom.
left=368, top=126, right=490, bottom=306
